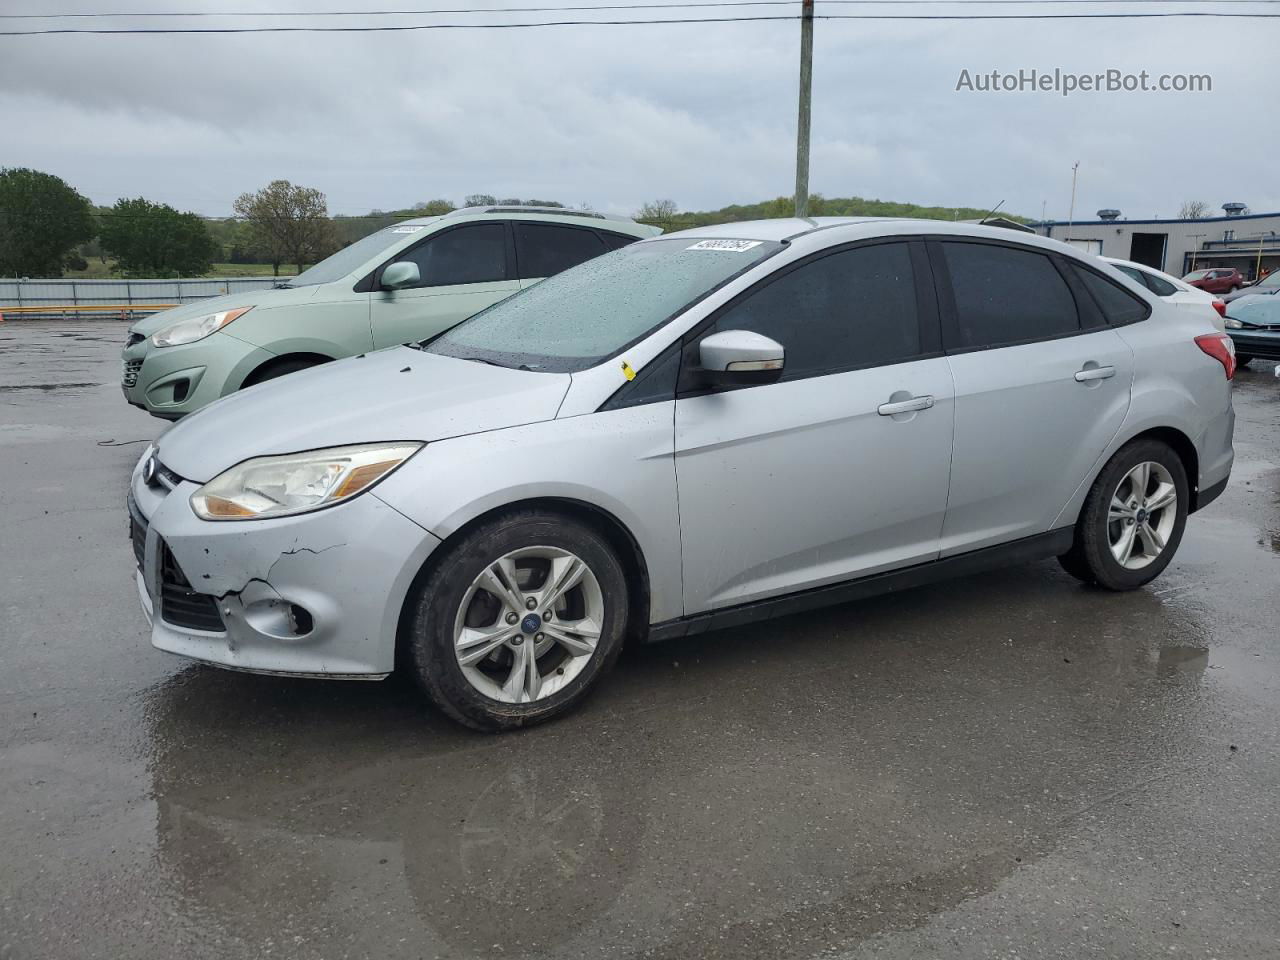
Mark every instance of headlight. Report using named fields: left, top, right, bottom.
left=190, top=442, right=422, bottom=521
left=1224, top=317, right=1243, bottom=329
left=152, top=307, right=253, bottom=347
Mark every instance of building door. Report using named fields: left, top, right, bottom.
left=1129, top=232, right=1168, bottom=270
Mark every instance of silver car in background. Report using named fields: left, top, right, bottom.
left=128, top=218, right=1236, bottom=730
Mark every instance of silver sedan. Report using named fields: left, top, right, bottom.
left=127, top=217, right=1236, bottom=730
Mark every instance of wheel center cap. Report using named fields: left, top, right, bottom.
left=520, top=613, right=542, bottom=634
left=1136, top=508, right=1148, bottom=523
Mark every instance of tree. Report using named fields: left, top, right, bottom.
left=233, top=179, right=335, bottom=275
left=1178, top=200, right=1211, bottom=220
left=464, top=193, right=497, bottom=208
left=413, top=198, right=455, bottom=216
left=99, top=198, right=219, bottom=276
left=0, top=167, right=95, bottom=277
left=636, top=199, right=678, bottom=228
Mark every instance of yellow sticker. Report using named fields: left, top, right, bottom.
left=621, top=361, right=636, bottom=381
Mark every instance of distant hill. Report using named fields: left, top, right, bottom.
left=647, top=195, right=1031, bottom=231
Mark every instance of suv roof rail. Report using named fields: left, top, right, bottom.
left=443, top=204, right=635, bottom=224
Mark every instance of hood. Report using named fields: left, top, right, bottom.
left=157, top=347, right=572, bottom=483
left=1227, top=297, right=1280, bottom=327
left=128, top=285, right=323, bottom=337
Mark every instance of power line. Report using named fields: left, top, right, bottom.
left=6, top=0, right=1280, bottom=15
left=5, top=8, right=1280, bottom=32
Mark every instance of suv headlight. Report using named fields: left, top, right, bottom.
left=1223, top=317, right=1243, bottom=329
left=152, top=307, right=253, bottom=347
left=190, top=442, right=423, bottom=521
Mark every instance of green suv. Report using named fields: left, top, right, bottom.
left=121, top=207, right=659, bottom=418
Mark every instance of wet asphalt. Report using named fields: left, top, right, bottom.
left=1, top=318, right=1278, bottom=960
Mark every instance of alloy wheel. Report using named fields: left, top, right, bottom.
left=452, top=546, right=605, bottom=704
left=1107, top=461, right=1178, bottom=570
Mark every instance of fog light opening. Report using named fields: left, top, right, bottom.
left=288, top=604, right=314, bottom=637
left=171, top=378, right=190, bottom=403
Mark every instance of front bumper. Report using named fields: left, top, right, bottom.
left=129, top=453, right=441, bottom=677
left=121, top=331, right=275, bottom=419
left=1228, top=330, right=1280, bottom=361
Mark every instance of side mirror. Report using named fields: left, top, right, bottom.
left=698, top=329, right=785, bottom=387
left=381, top=261, right=420, bottom=290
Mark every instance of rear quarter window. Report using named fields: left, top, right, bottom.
left=1069, top=263, right=1151, bottom=325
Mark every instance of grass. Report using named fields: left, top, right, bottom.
left=60, top=261, right=306, bottom=280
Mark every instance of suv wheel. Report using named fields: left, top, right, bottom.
left=405, top=509, right=629, bottom=731
left=1058, top=439, right=1189, bottom=591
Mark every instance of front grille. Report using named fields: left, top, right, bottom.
left=129, top=500, right=147, bottom=569
left=158, top=541, right=225, bottom=633
left=122, top=357, right=143, bottom=388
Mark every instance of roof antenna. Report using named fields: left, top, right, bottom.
left=979, top=200, right=1006, bottom=225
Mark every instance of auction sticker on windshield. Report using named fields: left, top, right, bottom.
left=686, top=239, right=763, bottom=252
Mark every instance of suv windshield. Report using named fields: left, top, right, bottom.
left=425, top=237, right=782, bottom=372
left=286, top=223, right=433, bottom=286
left=1183, top=269, right=1211, bottom=281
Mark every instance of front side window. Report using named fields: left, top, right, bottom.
left=426, top=237, right=781, bottom=372
left=514, top=223, right=607, bottom=279
left=705, top=242, right=922, bottom=379
left=941, top=242, right=1080, bottom=348
left=395, top=223, right=508, bottom=288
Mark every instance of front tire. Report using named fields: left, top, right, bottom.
left=405, top=509, right=629, bottom=731
left=1059, top=439, right=1189, bottom=591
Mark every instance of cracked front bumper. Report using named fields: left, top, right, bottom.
left=131, top=456, right=441, bottom=677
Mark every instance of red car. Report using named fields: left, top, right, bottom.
left=1183, top=267, right=1246, bottom=294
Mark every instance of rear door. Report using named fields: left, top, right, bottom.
left=369, top=221, right=518, bottom=349
left=932, top=239, right=1137, bottom=555
left=513, top=222, right=616, bottom=289
left=674, top=239, right=955, bottom=614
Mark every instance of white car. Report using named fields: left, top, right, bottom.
left=1102, top=256, right=1226, bottom=332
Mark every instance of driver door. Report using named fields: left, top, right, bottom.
left=370, top=221, right=519, bottom=348
left=674, top=240, right=955, bottom=614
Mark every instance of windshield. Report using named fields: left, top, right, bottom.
left=286, top=223, right=430, bottom=286
left=425, top=237, right=783, bottom=372
left=1255, top=271, right=1280, bottom=289
left=1183, top=269, right=1211, bottom=281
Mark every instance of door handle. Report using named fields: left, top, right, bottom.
left=1074, top=365, right=1116, bottom=382
left=877, top=395, right=935, bottom=416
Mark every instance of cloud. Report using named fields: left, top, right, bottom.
left=1, top=1, right=1274, bottom=219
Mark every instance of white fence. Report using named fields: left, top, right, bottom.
left=0, top=277, right=296, bottom=318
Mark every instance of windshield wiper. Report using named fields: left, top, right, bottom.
left=272, top=281, right=293, bottom=289
left=457, top=356, right=508, bottom=368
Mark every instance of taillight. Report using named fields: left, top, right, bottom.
left=1212, top=299, right=1226, bottom=318
left=1195, top=332, right=1236, bottom=380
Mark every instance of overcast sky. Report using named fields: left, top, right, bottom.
left=1, top=1, right=1276, bottom=221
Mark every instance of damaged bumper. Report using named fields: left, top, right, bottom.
left=130, top=453, right=440, bottom=678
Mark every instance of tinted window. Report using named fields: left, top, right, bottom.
left=396, top=223, right=507, bottom=287
left=1114, top=264, right=1148, bottom=285
left=515, top=223, right=607, bottom=279
left=1070, top=264, right=1150, bottom=325
left=1141, top=271, right=1178, bottom=297
left=941, top=242, right=1079, bottom=348
left=600, top=231, right=638, bottom=251
left=707, top=242, right=921, bottom=379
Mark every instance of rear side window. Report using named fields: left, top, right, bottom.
left=515, top=223, right=607, bottom=279
left=600, top=231, right=639, bottom=251
left=1142, top=271, right=1178, bottom=297
left=940, top=242, right=1080, bottom=349
left=397, top=223, right=507, bottom=287
left=1070, top=264, right=1151, bottom=325
left=707, top=241, right=922, bottom=379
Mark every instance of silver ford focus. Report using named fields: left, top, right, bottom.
left=128, top=218, right=1236, bottom=730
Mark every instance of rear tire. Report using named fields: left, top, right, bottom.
left=405, top=509, right=629, bottom=731
left=1061, top=439, right=1189, bottom=591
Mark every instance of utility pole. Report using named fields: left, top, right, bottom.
left=1188, top=233, right=1206, bottom=272
left=794, top=0, right=815, bottom=218
left=1066, top=161, right=1079, bottom=239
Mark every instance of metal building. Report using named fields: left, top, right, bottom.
left=1031, top=204, right=1280, bottom=281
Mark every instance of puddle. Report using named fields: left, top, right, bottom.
left=0, top=382, right=103, bottom=392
